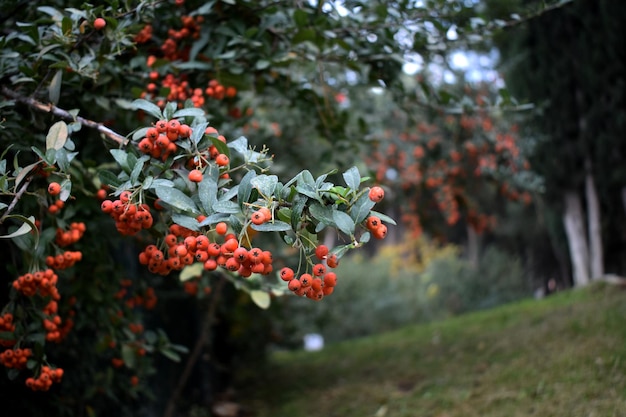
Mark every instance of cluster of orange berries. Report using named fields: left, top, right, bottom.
left=134, top=24, right=153, bottom=44
left=25, top=366, right=63, bottom=391
left=139, top=223, right=274, bottom=278
left=42, top=299, right=72, bottom=343
left=55, top=222, right=86, bottom=247
left=46, top=181, right=66, bottom=214
left=100, top=191, right=154, bottom=236
left=205, top=79, right=237, bottom=101
left=136, top=118, right=191, bottom=161
left=114, top=279, right=158, bottom=310
left=45, top=250, right=82, bottom=270
left=0, top=347, right=32, bottom=369
left=12, top=269, right=60, bottom=300
left=161, top=15, right=203, bottom=61
left=279, top=245, right=339, bottom=301
left=365, top=215, right=388, bottom=240
left=0, top=313, right=15, bottom=347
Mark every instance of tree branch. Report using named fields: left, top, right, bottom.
left=0, top=176, right=34, bottom=224
left=163, top=276, right=228, bottom=417
left=1, top=86, right=128, bottom=146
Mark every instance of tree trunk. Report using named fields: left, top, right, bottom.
left=563, top=191, right=591, bottom=286
left=466, top=225, right=479, bottom=268
left=584, top=160, right=603, bottom=279
left=621, top=187, right=626, bottom=216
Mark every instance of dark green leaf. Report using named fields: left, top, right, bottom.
left=171, top=213, right=200, bottom=231
left=198, top=175, right=217, bottom=214
left=131, top=99, right=163, bottom=120
left=155, top=186, right=199, bottom=214
left=333, top=210, right=355, bottom=235
left=212, top=200, right=240, bottom=214
left=343, top=166, right=361, bottom=190
left=250, top=220, right=291, bottom=232
left=238, top=170, right=256, bottom=207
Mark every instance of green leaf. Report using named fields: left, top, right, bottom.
left=110, top=149, right=130, bottom=173
left=212, top=200, right=240, bottom=214
left=369, top=210, right=397, bottom=225
left=46, top=121, right=68, bottom=151
left=237, top=170, right=256, bottom=207
left=180, top=263, right=203, bottom=282
left=208, top=135, right=230, bottom=157
left=121, top=344, right=136, bottom=369
left=155, top=186, right=199, bottom=214
left=131, top=99, right=163, bottom=120
left=15, top=160, right=40, bottom=189
left=309, top=203, right=334, bottom=226
left=98, top=170, right=123, bottom=188
left=48, top=69, right=62, bottom=105
left=129, top=156, right=148, bottom=185
left=160, top=348, right=181, bottom=362
left=350, top=192, right=376, bottom=224
left=250, top=174, right=278, bottom=197
left=250, top=290, right=271, bottom=309
left=227, top=136, right=248, bottom=156
left=191, top=122, right=209, bottom=145
left=291, top=194, right=307, bottom=230
left=171, top=213, right=200, bottom=231
left=333, top=210, right=355, bottom=235
left=172, top=107, right=205, bottom=119
left=59, top=179, right=72, bottom=202
left=0, top=215, right=36, bottom=241
left=343, top=166, right=361, bottom=190
left=250, top=220, right=292, bottom=232
left=198, top=175, right=217, bottom=214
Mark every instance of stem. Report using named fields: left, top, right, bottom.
left=0, top=176, right=33, bottom=224
left=1, top=86, right=128, bottom=146
left=162, top=276, right=227, bottom=417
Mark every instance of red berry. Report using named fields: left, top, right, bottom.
left=94, top=18, right=106, bottom=30
left=314, top=244, right=329, bottom=260
left=188, top=169, right=203, bottom=183
left=368, top=186, right=385, bottom=203
left=47, top=182, right=61, bottom=196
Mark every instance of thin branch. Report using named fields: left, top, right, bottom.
left=0, top=176, right=34, bottom=224
left=1, top=86, right=128, bottom=146
left=162, top=276, right=228, bottom=417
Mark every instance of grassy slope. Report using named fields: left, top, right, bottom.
left=242, top=283, right=626, bottom=417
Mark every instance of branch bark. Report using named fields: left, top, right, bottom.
left=584, top=159, right=603, bottom=279
left=563, top=191, right=590, bottom=286
left=163, top=276, right=228, bottom=417
left=1, top=86, right=128, bottom=146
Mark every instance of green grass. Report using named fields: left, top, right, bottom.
left=241, top=283, right=626, bottom=417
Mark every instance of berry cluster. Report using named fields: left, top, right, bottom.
left=114, top=279, right=158, bottom=310
left=0, top=313, right=15, bottom=347
left=55, top=222, right=86, bottom=246
left=160, top=15, right=203, bottom=61
left=45, top=250, right=82, bottom=270
left=136, top=119, right=191, bottom=161
left=42, top=300, right=72, bottom=343
left=0, top=347, right=32, bottom=369
left=365, top=215, right=388, bottom=240
left=101, top=191, right=154, bottom=236
left=12, top=269, right=60, bottom=300
left=279, top=245, right=339, bottom=301
left=25, top=366, right=63, bottom=391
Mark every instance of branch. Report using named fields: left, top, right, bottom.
left=0, top=176, right=34, bottom=224
left=1, top=86, right=128, bottom=146
left=162, top=276, right=228, bottom=417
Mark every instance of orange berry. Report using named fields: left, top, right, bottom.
left=315, top=244, right=329, bottom=260
left=250, top=210, right=266, bottom=225
left=280, top=267, right=295, bottom=281
left=48, top=182, right=61, bottom=196
left=215, top=222, right=228, bottom=235
left=188, top=169, right=203, bottom=183
left=93, top=17, right=106, bottom=30
left=368, top=186, right=385, bottom=203
left=215, top=153, right=229, bottom=167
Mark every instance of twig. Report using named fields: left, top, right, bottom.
left=162, top=276, right=228, bottom=417
left=0, top=176, right=34, bottom=224
left=1, top=86, right=128, bottom=146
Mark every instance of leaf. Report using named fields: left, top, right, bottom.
left=172, top=107, right=206, bottom=119
left=179, top=263, right=203, bottom=282
left=155, top=186, right=199, bottom=214
left=369, top=210, right=397, bottom=225
left=48, top=69, right=62, bottom=105
left=129, top=156, right=149, bottom=185
left=131, top=99, right=163, bottom=120
left=291, top=194, right=307, bottom=230
left=208, top=135, right=230, bottom=157
left=171, top=213, right=200, bottom=231
left=59, top=179, right=72, bottom=202
left=46, top=121, right=68, bottom=151
left=98, top=170, right=123, bottom=188
left=342, top=166, right=361, bottom=190
left=212, top=200, right=240, bottom=214
left=309, top=203, right=334, bottom=226
left=227, top=136, right=248, bottom=156
left=15, top=160, right=40, bottom=189
left=0, top=215, right=36, bottom=239
left=198, top=175, right=217, bottom=214
left=121, top=344, right=136, bottom=369
left=109, top=149, right=130, bottom=173
left=250, top=220, right=292, bottom=232
left=250, top=174, right=278, bottom=197
left=237, top=170, right=256, bottom=207
left=160, top=348, right=181, bottom=362
left=350, top=192, right=376, bottom=224
left=333, top=210, right=355, bottom=235
left=250, top=290, right=271, bottom=309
